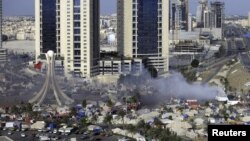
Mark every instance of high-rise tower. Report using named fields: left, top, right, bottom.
left=203, top=9, right=212, bottom=28
left=60, top=0, right=100, bottom=78
left=117, top=0, right=169, bottom=73
left=196, top=0, right=208, bottom=28
left=170, top=0, right=189, bottom=31
left=35, top=0, right=59, bottom=59
left=0, top=0, right=7, bottom=64
left=35, top=0, right=100, bottom=78
left=0, top=0, right=2, bottom=48
left=210, top=1, right=225, bottom=28
left=248, top=12, right=250, bottom=27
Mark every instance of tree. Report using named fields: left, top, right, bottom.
left=130, top=96, right=138, bottom=103
left=82, top=99, right=87, bottom=108
left=2, top=35, right=8, bottom=41
left=91, top=114, right=98, bottom=124
left=191, top=59, right=200, bottom=68
left=81, top=117, right=89, bottom=127
left=11, top=105, right=19, bottom=114
left=118, top=110, right=126, bottom=127
left=106, top=99, right=113, bottom=107
left=22, top=103, right=36, bottom=117
left=136, top=120, right=146, bottom=129
left=136, top=120, right=150, bottom=136
left=168, top=116, right=173, bottom=120
left=103, top=114, right=113, bottom=126
left=224, top=78, right=229, bottom=92
left=70, top=107, right=77, bottom=116
left=126, top=124, right=136, bottom=133
left=153, top=117, right=163, bottom=128
left=148, top=128, right=161, bottom=139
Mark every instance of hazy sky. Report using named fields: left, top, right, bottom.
left=2, top=0, right=250, bottom=16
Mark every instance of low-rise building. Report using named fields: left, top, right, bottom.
left=99, top=58, right=143, bottom=76
left=0, top=48, right=7, bottom=63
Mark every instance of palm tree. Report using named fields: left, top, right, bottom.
left=126, top=124, right=136, bottom=134
left=159, top=129, right=181, bottom=141
left=103, top=114, right=113, bottom=126
left=136, top=120, right=146, bottom=129
left=106, top=99, right=113, bottom=107
left=82, top=99, right=87, bottom=108
left=136, top=120, right=150, bottom=136
left=91, top=114, right=98, bottom=124
left=118, top=110, right=126, bottom=127
left=11, top=105, right=19, bottom=114
left=81, top=117, right=88, bottom=127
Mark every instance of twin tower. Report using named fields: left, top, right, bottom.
left=34, top=0, right=170, bottom=106
left=36, top=0, right=169, bottom=79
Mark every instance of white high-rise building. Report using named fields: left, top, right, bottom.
left=0, top=0, right=7, bottom=64
left=117, top=0, right=169, bottom=73
left=210, top=1, right=225, bottom=28
left=188, top=13, right=193, bottom=31
left=248, top=12, right=250, bottom=27
left=203, top=9, right=212, bottom=28
left=170, top=0, right=189, bottom=31
left=0, top=0, right=2, bottom=48
left=35, top=0, right=100, bottom=78
left=60, top=0, right=100, bottom=78
left=196, top=0, right=208, bottom=28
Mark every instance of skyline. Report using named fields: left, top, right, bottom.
left=2, top=0, right=250, bottom=16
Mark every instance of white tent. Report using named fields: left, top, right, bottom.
left=31, top=121, right=45, bottom=130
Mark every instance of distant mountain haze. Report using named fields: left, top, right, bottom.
left=3, top=0, right=250, bottom=16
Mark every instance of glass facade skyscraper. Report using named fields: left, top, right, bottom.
left=36, top=0, right=100, bottom=78
left=0, top=0, right=7, bottom=63
left=117, top=0, right=169, bottom=73
left=36, top=0, right=59, bottom=58
left=0, top=0, right=2, bottom=48
left=136, top=0, right=159, bottom=56
left=41, top=0, right=57, bottom=53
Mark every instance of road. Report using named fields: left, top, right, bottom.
left=218, top=25, right=250, bottom=72
left=201, top=25, right=244, bottom=83
left=239, top=37, right=250, bottom=72
left=205, top=25, right=250, bottom=81
left=239, top=52, right=250, bottom=71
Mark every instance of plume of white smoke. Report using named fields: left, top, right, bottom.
left=150, top=73, right=222, bottom=100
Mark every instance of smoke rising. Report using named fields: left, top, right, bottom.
left=151, top=73, right=221, bottom=100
